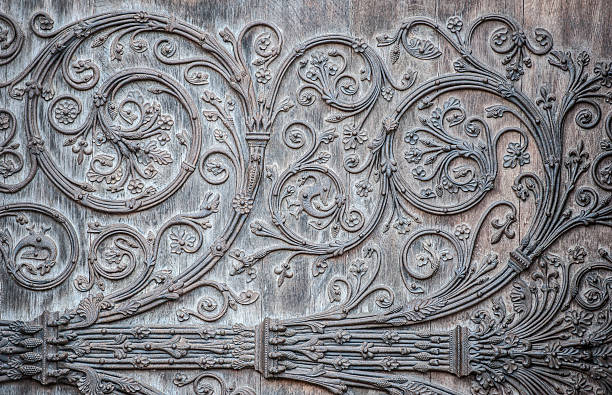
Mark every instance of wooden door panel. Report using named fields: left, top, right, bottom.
left=0, top=1, right=610, bottom=394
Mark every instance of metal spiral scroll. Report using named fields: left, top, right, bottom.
left=0, top=203, right=79, bottom=290
left=32, top=69, right=202, bottom=212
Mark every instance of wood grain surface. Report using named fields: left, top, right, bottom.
left=0, top=0, right=611, bottom=394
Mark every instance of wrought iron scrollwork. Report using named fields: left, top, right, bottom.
left=0, top=9, right=611, bottom=395
left=0, top=203, right=79, bottom=290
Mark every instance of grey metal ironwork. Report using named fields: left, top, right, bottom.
left=0, top=10, right=610, bottom=395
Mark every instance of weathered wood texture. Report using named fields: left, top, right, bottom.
left=0, top=0, right=611, bottom=394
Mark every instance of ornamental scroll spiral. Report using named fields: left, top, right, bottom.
left=0, top=203, right=79, bottom=290
left=0, top=8, right=611, bottom=395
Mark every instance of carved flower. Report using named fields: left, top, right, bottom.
left=446, top=16, right=463, bottom=33
left=355, top=179, right=373, bottom=197
left=42, top=87, right=54, bottom=101
left=257, top=34, right=271, bottom=51
left=393, top=215, right=412, bottom=234
left=544, top=154, right=559, bottom=168
left=158, top=132, right=170, bottom=145
left=503, top=142, right=530, bottom=168
left=599, top=163, right=612, bottom=185
left=351, top=38, right=367, bottom=53
left=566, top=374, right=593, bottom=395
left=544, top=342, right=562, bottom=368
left=334, top=330, right=351, bottom=344
left=93, top=91, right=107, bottom=107
left=342, top=125, right=368, bottom=150
left=255, top=68, right=271, bottom=84
left=27, top=136, right=45, bottom=155
left=502, top=359, right=518, bottom=373
left=454, top=224, right=471, bottom=240
left=232, top=193, right=254, bottom=214
left=438, top=175, right=458, bottom=193
left=71, top=139, right=92, bottom=164
left=411, top=165, right=426, bottom=179
left=473, top=372, right=496, bottom=393
left=176, top=309, right=190, bottom=321
left=332, top=356, right=351, bottom=371
left=212, top=129, right=227, bottom=144
left=196, top=381, right=215, bottom=395
left=90, top=131, right=105, bottom=147
left=594, top=61, right=612, bottom=88
left=568, top=245, right=587, bottom=264
left=381, top=86, right=394, bottom=101
left=73, top=21, right=90, bottom=38
left=127, top=178, right=144, bottom=194
left=54, top=100, right=79, bottom=124
left=349, top=259, right=367, bottom=276
left=326, top=61, right=339, bottom=76
left=404, top=147, right=422, bottom=163
left=345, top=212, right=361, bottom=227
left=512, top=182, right=529, bottom=201
left=503, top=333, right=520, bottom=348
left=157, top=114, right=174, bottom=130
left=380, top=356, right=399, bottom=371
left=36, top=15, right=54, bottom=30
left=565, top=310, right=593, bottom=336
left=0, top=113, right=10, bottom=130
left=173, top=373, right=189, bottom=386
left=304, top=61, right=321, bottom=81
left=381, top=330, right=400, bottom=345
left=131, top=326, right=151, bottom=339
left=404, top=129, right=419, bottom=145
left=169, top=229, right=196, bottom=255
left=131, top=355, right=150, bottom=368
left=226, top=96, right=236, bottom=111
left=359, top=342, right=374, bottom=359
left=0, top=157, right=16, bottom=178
left=143, top=102, right=160, bottom=119
left=15, top=214, right=28, bottom=225
left=198, top=356, right=216, bottom=369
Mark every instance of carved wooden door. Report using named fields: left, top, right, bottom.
left=0, top=0, right=611, bottom=394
